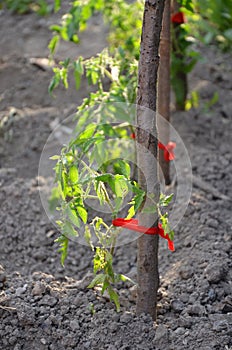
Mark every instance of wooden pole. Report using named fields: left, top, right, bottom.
left=158, top=0, right=171, bottom=185
left=136, top=0, right=165, bottom=321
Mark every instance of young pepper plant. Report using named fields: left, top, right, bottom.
left=51, top=104, right=174, bottom=311
left=48, top=0, right=175, bottom=312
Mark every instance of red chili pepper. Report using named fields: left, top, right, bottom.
left=130, top=132, right=136, bottom=139
left=112, top=218, right=175, bottom=251
left=171, top=12, right=185, bottom=24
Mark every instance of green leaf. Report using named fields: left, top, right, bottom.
left=79, top=123, right=97, bottom=139
left=61, top=171, right=70, bottom=195
left=66, top=153, right=75, bottom=164
left=88, top=273, right=106, bottom=289
left=90, top=141, right=107, bottom=166
left=74, top=70, right=81, bottom=90
left=127, top=183, right=145, bottom=214
left=114, top=175, right=128, bottom=198
left=105, top=250, right=113, bottom=265
left=101, top=124, right=117, bottom=137
left=60, top=27, right=69, bottom=41
left=126, top=204, right=135, bottom=219
left=65, top=205, right=80, bottom=228
left=62, top=58, right=70, bottom=68
left=168, top=230, right=175, bottom=241
left=108, top=286, right=120, bottom=312
left=114, top=197, right=123, bottom=215
left=159, top=212, right=174, bottom=240
left=82, top=137, right=104, bottom=153
left=73, top=57, right=84, bottom=74
left=115, top=274, right=136, bottom=285
left=96, top=174, right=128, bottom=198
left=95, top=173, right=114, bottom=185
left=159, top=193, right=174, bottom=207
left=95, top=217, right=104, bottom=231
left=92, top=248, right=107, bottom=273
left=90, top=70, right=99, bottom=85
left=50, top=155, right=60, bottom=160
left=84, top=226, right=94, bottom=251
left=48, top=35, right=59, bottom=55
left=54, top=0, right=61, bottom=12
left=55, top=235, right=68, bottom=266
left=107, top=266, right=115, bottom=281
left=113, top=159, right=130, bottom=179
left=49, top=186, right=60, bottom=212
left=63, top=221, right=78, bottom=237
left=76, top=205, right=88, bottom=224
left=67, top=20, right=76, bottom=41
left=69, top=165, right=79, bottom=184
left=48, top=70, right=61, bottom=94
left=133, top=191, right=145, bottom=213
left=60, top=67, right=69, bottom=89
left=101, top=279, right=110, bottom=294
left=50, top=24, right=62, bottom=33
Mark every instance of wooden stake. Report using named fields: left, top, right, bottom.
left=158, top=0, right=171, bottom=185
left=136, top=0, right=165, bottom=321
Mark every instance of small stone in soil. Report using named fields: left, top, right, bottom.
left=204, top=263, right=228, bottom=283
left=155, top=324, right=169, bottom=342
left=15, top=286, right=27, bottom=297
left=208, top=288, right=217, bottom=302
left=174, top=327, right=185, bottom=336
left=31, top=281, right=46, bottom=296
left=40, top=338, right=47, bottom=345
left=38, top=295, right=57, bottom=307
left=187, top=303, right=206, bottom=316
left=70, top=320, right=80, bottom=331
left=171, top=299, right=185, bottom=313
left=179, top=266, right=194, bottom=280
left=213, top=320, right=229, bottom=332
left=120, top=312, right=133, bottom=324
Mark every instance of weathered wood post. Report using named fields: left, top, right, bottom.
left=136, top=0, right=166, bottom=321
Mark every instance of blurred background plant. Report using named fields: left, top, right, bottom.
left=171, top=0, right=200, bottom=110
left=1, top=0, right=231, bottom=106
left=0, top=0, right=52, bottom=15
left=48, top=0, right=143, bottom=108
left=190, top=0, right=232, bottom=52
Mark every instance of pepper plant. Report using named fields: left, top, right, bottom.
left=46, top=0, right=178, bottom=314
left=50, top=101, right=174, bottom=311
